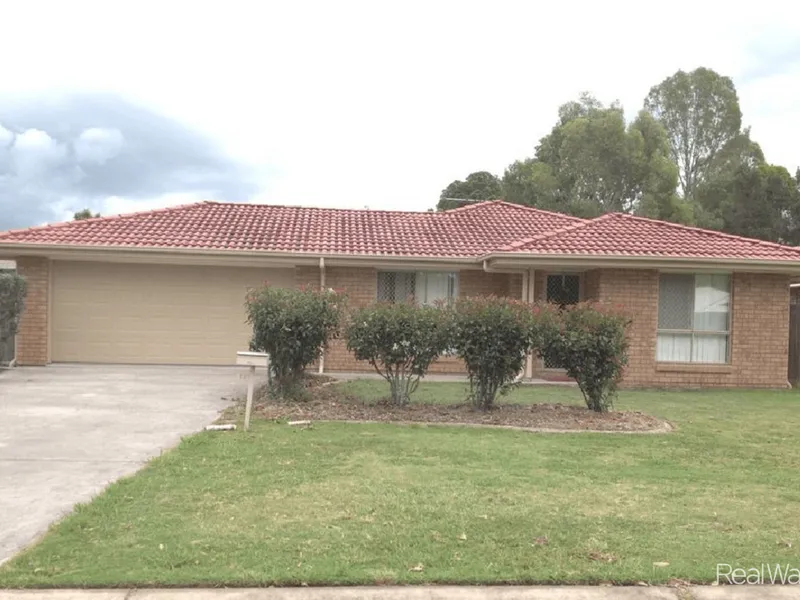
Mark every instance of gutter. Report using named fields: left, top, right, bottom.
left=0, top=242, right=480, bottom=267
left=482, top=253, right=800, bottom=275
left=482, top=259, right=525, bottom=273
left=5, top=241, right=800, bottom=275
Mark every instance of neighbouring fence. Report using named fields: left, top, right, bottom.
left=0, top=261, right=17, bottom=366
left=0, top=335, right=13, bottom=365
left=790, top=290, right=800, bottom=384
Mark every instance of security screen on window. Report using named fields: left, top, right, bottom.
left=377, top=271, right=458, bottom=305
left=657, top=273, right=730, bottom=363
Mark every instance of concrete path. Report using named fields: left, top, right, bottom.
left=0, top=365, right=245, bottom=563
left=0, top=586, right=797, bottom=599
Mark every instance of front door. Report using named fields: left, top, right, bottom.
left=544, top=274, right=581, bottom=368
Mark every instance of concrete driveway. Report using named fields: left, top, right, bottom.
left=0, top=365, right=245, bottom=563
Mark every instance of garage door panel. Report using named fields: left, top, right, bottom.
left=52, top=261, right=292, bottom=365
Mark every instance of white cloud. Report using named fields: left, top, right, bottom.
left=74, top=127, right=124, bottom=165
left=0, top=124, right=13, bottom=147
left=50, top=193, right=204, bottom=224
left=101, top=192, right=202, bottom=216
left=0, top=0, right=799, bottom=215
left=11, top=129, right=67, bottom=179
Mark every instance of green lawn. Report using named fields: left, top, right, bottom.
left=2, top=382, right=800, bottom=587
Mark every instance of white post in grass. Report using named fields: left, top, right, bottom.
left=244, top=364, right=255, bottom=430
left=236, top=351, right=270, bottom=432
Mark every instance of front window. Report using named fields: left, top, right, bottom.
left=657, top=273, right=730, bottom=363
left=377, top=271, right=458, bottom=305
left=546, top=274, right=580, bottom=307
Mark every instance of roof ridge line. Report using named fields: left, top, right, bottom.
left=440, top=199, right=503, bottom=214
left=443, top=199, right=586, bottom=222
left=613, top=212, right=800, bottom=255
left=499, top=213, right=615, bottom=251
left=493, top=200, right=586, bottom=222
left=206, top=200, right=443, bottom=217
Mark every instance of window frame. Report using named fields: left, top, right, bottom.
left=376, top=270, right=459, bottom=305
left=656, top=272, right=732, bottom=365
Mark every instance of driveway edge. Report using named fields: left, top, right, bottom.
left=4, top=586, right=800, bottom=599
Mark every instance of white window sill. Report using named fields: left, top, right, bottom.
left=655, top=362, right=733, bottom=374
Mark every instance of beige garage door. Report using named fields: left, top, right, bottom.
left=52, top=261, right=294, bottom=365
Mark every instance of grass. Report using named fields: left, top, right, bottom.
left=2, top=381, right=800, bottom=587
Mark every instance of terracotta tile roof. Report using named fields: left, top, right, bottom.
left=2, top=201, right=799, bottom=263
left=500, top=212, right=800, bottom=261
left=0, top=200, right=582, bottom=258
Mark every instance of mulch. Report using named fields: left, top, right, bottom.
left=249, top=377, right=672, bottom=434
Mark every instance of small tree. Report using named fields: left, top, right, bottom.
left=539, top=302, right=631, bottom=412
left=245, top=285, right=345, bottom=398
left=345, top=302, right=452, bottom=405
left=73, top=208, right=100, bottom=220
left=451, top=296, right=542, bottom=410
left=0, top=273, right=27, bottom=357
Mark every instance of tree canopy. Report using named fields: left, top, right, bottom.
left=435, top=67, right=798, bottom=245
left=73, top=208, right=100, bottom=220
left=501, top=95, right=687, bottom=221
left=437, top=171, right=502, bottom=211
left=644, top=68, right=742, bottom=202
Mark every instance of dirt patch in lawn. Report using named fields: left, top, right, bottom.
left=245, top=378, right=672, bottom=434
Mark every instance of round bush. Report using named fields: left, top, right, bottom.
left=451, top=296, right=543, bottom=410
left=538, top=302, right=631, bottom=412
left=346, top=302, right=453, bottom=406
left=246, top=285, right=345, bottom=398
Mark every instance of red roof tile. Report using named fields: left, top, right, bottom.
left=0, top=200, right=582, bottom=258
left=2, top=201, right=799, bottom=263
left=500, top=212, right=800, bottom=261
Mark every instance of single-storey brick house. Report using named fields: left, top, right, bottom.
left=1, top=200, right=798, bottom=387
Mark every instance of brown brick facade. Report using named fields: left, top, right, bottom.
left=305, top=266, right=517, bottom=374
left=321, top=266, right=378, bottom=372
left=307, top=265, right=790, bottom=387
left=589, top=269, right=789, bottom=388
left=11, top=257, right=789, bottom=387
left=15, top=256, right=50, bottom=366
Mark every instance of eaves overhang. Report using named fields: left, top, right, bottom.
left=482, top=252, right=800, bottom=276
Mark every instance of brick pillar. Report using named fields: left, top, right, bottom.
left=15, top=256, right=50, bottom=366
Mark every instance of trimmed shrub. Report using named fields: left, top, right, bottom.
left=451, top=296, right=542, bottom=410
left=345, top=302, right=453, bottom=406
left=0, top=273, right=27, bottom=352
left=538, top=302, right=631, bottom=412
left=246, top=285, right=345, bottom=398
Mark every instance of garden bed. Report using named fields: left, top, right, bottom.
left=249, top=378, right=672, bottom=433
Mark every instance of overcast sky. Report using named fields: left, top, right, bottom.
left=1, top=0, right=799, bottom=229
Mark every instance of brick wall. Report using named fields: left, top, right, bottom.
left=321, top=266, right=378, bottom=372
left=18, top=257, right=783, bottom=387
left=15, top=256, right=50, bottom=366
left=299, top=266, right=516, bottom=374
left=728, top=273, right=790, bottom=387
left=592, top=269, right=789, bottom=388
left=459, top=269, right=514, bottom=297
left=584, top=269, right=601, bottom=301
